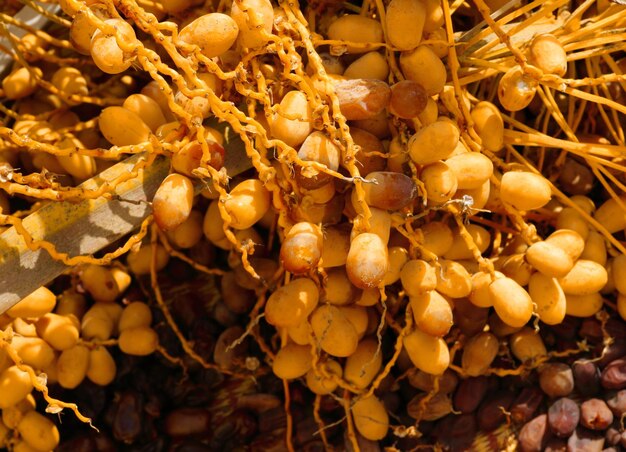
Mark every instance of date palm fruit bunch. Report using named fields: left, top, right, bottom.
left=2, top=0, right=626, bottom=449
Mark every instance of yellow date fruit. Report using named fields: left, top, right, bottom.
left=81, top=264, right=120, bottom=303
left=510, top=327, right=547, bottom=362
left=57, top=344, right=90, bottom=389
left=306, top=360, right=342, bottom=395
left=558, top=259, right=608, bottom=295
left=99, top=106, right=151, bottom=146
left=461, top=332, right=499, bottom=376
left=403, top=328, right=450, bottom=375
left=346, top=233, right=389, bottom=289
left=565, top=292, right=604, bottom=317
left=230, top=0, right=273, bottom=48
left=528, top=272, right=566, bottom=325
left=224, top=179, right=271, bottom=230
left=118, top=301, right=152, bottom=332
left=179, top=13, right=238, bottom=58
left=525, top=241, right=574, bottom=278
left=410, top=290, right=453, bottom=337
left=272, top=343, right=312, bottom=380
left=281, top=222, right=323, bottom=274
left=153, top=173, right=195, bottom=232
left=7, top=286, right=56, bottom=319
left=310, top=304, right=359, bottom=357
left=344, top=338, right=382, bottom=389
left=118, top=326, right=159, bottom=356
left=500, top=171, right=552, bottom=211
left=0, top=366, right=33, bottom=409
left=489, top=277, right=533, bottom=328
left=351, top=395, right=389, bottom=441
left=35, top=313, right=80, bottom=351
left=17, top=411, right=60, bottom=452
left=408, top=120, right=459, bottom=165
left=401, top=259, right=437, bottom=296
left=86, top=346, right=117, bottom=386
left=386, top=0, right=425, bottom=50
left=265, top=278, right=319, bottom=328
left=327, top=15, right=383, bottom=53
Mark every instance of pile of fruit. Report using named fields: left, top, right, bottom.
left=1, top=0, right=626, bottom=450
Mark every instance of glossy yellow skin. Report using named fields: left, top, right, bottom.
left=489, top=277, right=533, bottom=328
left=272, top=343, right=312, bottom=380
left=118, top=326, right=159, bottom=356
left=352, top=396, right=389, bottom=440
left=17, top=411, right=60, bottom=451
left=403, top=328, right=450, bottom=375
left=7, top=287, right=56, bottom=319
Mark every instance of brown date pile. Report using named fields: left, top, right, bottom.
left=2, top=0, right=626, bottom=450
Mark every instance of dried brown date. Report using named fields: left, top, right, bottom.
left=579, top=318, right=604, bottom=342
left=601, top=358, right=626, bottom=389
left=58, top=435, right=97, bottom=452
left=389, top=80, right=428, bottom=119
left=407, top=369, right=459, bottom=394
left=511, top=386, right=545, bottom=424
left=362, top=171, right=417, bottom=211
left=233, top=258, right=279, bottom=290
left=434, top=414, right=477, bottom=451
left=220, top=272, right=255, bottom=314
left=580, top=399, right=613, bottom=430
left=454, top=298, right=489, bottom=336
left=333, top=79, right=391, bottom=120
left=596, top=341, right=626, bottom=369
left=548, top=398, right=580, bottom=437
left=606, top=390, right=626, bottom=417
left=164, top=408, right=212, bottom=437
left=407, top=392, right=453, bottom=421
left=453, top=376, right=491, bottom=414
left=92, top=432, right=117, bottom=452
left=549, top=316, right=581, bottom=340
left=349, top=127, right=387, bottom=176
left=539, top=363, right=575, bottom=398
left=558, top=159, right=594, bottom=195
left=112, top=391, right=143, bottom=443
left=603, top=318, right=626, bottom=340
left=144, top=394, right=163, bottom=418
left=573, top=361, right=600, bottom=397
left=236, top=394, right=281, bottom=413
left=567, top=427, right=605, bottom=452
left=477, top=390, right=515, bottom=431
left=519, top=414, right=551, bottom=452
left=210, top=410, right=258, bottom=449
left=213, top=326, right=248, bottom=370
left=545, top=438, right=568, bottom=452
left=605, top=426, right=622, bottom=446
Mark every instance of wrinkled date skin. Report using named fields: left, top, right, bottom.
left=477, top=390, right=515, bottom=432
left=580, top=399, right=613, bottom=430
left=453, top=376, right=491, bottom=414
left=511, top=386, right=545, bottom=424
left=518, top=414, right=551, bottom=452
left=573, top=361, right=601, bottom=397
left=601, top=358, right=626, bottom=390
left=333, top=79, right=391, bottom=120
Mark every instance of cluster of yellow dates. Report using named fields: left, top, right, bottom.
left=0, top=264, right=156, bottom=450
left=1, top=0, right=626, bottom=447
